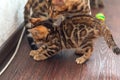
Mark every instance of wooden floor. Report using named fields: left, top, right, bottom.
left=1, top=0, right=120, bottom=80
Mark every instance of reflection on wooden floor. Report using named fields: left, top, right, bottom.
left=0, top=0, right=120, bottom=80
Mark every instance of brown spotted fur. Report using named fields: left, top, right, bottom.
left=29, top=15, right=120, bottom=64
left=24, top=0, right=92, bottom=50
left=24, top=0, right=51, bottom=28
left=24, top=0, right=104, bottom=25
left=24, top=0, right=91, bottom=27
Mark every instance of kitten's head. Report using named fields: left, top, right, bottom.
left=28, top=25, right=50, bottom=43
left=28, top=18, right=52, bottom=43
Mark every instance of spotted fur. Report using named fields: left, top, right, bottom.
left=24, top=0, right=52, bottom=50
left=29, top=15, right=120, bottom=64
left=24, top=0, right=91, bottom=50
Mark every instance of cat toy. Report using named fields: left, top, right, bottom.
left=95, top=13, right=105, bottom=21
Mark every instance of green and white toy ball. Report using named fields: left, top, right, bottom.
left=95, top=13, right=105, bottom=21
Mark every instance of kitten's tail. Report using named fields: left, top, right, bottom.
left=101, top=25, right=120, bottom=54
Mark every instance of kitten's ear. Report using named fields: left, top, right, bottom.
left=29, top=18, right=42, bottom=25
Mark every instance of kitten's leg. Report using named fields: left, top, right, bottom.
left=30, top=42, right=61, bottom=61
left=75, top=41, right=93, bottom=64
left=29, top=45, right=45, bottom=57
left=75, top=48, right=84, bottom=55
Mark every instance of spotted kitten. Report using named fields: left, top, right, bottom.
left=29, top=15, right=120, bottom=64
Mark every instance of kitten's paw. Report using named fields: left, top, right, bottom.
left=75, top=57, right=86, bottom=64
left=33, top=54, right=48, bottom=61
left=29, top=50, right=39, bottom=57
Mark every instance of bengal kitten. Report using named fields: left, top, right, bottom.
left=28, top=15, right=120, bottom=64
left=24, top=0, right=91, bottom=50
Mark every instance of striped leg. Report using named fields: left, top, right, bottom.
left=75, top=41, right=94, bottom=64
left=30, top=43, right=61, bottom=61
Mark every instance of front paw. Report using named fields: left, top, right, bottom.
left=30, top=50, right=48, bottom=61
left=33, top=54, right=48, bottom=61
left=29, top=50, right=39, bottom=57
left=75, top=57, right=86, bottom=64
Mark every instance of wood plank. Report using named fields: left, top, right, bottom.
left=0, top=23, right=24, bottom=69
left=0, top=0, right=120, bottom=80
